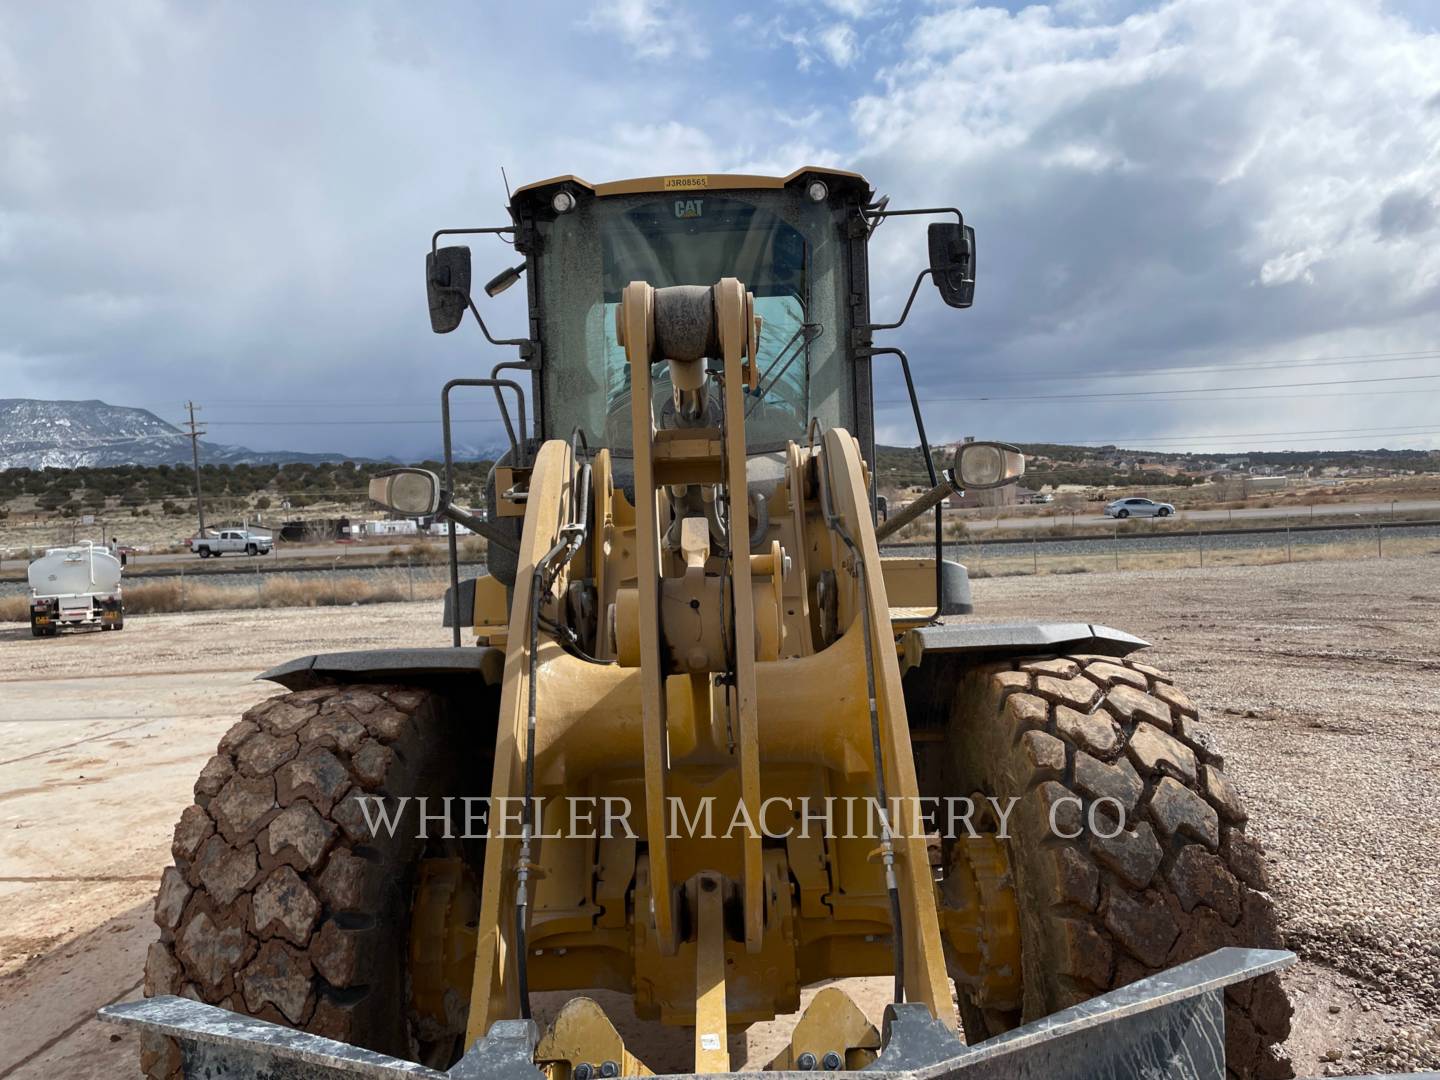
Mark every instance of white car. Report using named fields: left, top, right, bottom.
left=192, top=529, right=273, bottom=557
left=1105, top=497, right=1175, bottom=519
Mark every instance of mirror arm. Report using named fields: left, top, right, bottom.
left=462, top=296, right=533, bottom=351
left=873, top=472, right=958, bottom=543
left=860, top=205, right=964, bottom=230
left=864, top=269, right=933, bottom=334
left=440, top=500, right=519, bottom=556
left=430, top=225, right=514, bottom=256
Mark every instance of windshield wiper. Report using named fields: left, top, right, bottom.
left=747, top=322, right=822, bottom=416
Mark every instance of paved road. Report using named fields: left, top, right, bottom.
left=951, top=497, right=1440, bottom=533
left=0, top=538, right=448, bottom=574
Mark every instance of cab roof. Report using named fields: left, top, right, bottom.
left=511, top=166, right=873, bottom=202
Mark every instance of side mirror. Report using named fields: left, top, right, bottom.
left=928, top=222, right=976, bottom=309
left=368, top=469, right=443, bottom=516
left=426, top=246, right=472, bottom=333
left=955, top=441, right=1023, bottom=489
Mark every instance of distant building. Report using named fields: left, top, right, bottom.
left=948, top=484, right=1019, bottom=509
left=363, top=519, right=420, bottom=537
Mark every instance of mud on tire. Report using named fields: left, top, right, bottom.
left=945, top=655, right=1292, bottom=1080
left=141, top=683, right=485, bottom=1077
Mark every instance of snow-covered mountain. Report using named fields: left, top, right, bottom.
left=0, top=399, right=357, bottom=469
left=417, top=439, right=510, bottom=463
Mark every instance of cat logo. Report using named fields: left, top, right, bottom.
left=674, top=198, right=703, bottom=220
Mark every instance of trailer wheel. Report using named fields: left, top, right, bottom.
left=944, top=656, right=1292, bottom=1079
left=141, top=682, right=493, bottom=1078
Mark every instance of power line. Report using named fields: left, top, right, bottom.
left=879, top=389, right=1440, bottom=410
left=200, top=348, right=1440, bottom=403
left=203, top=418, right=509, bottom=426
left=878, top=372, right=1440, bottom=405
left=935, top=348, right=1440, bottom=385
left=1043, top=423, right=1440, bottom=446
left=1039, top=432, right=1440, bottom=450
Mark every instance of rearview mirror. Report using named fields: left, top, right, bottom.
left=955, top=441, right=1023, bottom=489
left=928, top=222, right=976, bottom=309
left=368, top=469, right=443, bottom=515
left=426, top=246, right=472, bottom=333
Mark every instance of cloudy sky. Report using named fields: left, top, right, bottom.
left=2, top=0, right=1438, bottom=459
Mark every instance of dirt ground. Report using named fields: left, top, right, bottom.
left=1, top=556, right=1436, bottom=1077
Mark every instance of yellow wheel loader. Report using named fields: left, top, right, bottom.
left=109, top=168, right=1303, bottom=1080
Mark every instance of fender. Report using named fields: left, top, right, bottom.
left=259, top=647, right=505, bottom=691
left=900, top=619, right=1147, bottom=673
left=899, top=621, right=1148, bottom=730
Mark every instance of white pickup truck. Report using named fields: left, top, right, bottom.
left=192, top=529, right=274, bottom=558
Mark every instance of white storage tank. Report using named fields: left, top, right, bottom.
left=28, top=543, right=123, bottom=598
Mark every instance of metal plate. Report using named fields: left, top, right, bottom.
left=902, top=621, right=1148, bottom=674
left=258, top=647, right=502, bottom=690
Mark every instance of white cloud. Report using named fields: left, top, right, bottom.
left=850, top=0, right=1440, bottom=447
left=586, top=0, right=706, bottom=60
left=818, top=23, right=860, bottom=66
left=1258, top=249, right=1321, bottom=288
left=821, top=0, right=877, bottom=18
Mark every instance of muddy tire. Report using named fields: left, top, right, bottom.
left=141, top=683, right=490, bottom=1077
left=944, top=654, right=1292, bottom=1079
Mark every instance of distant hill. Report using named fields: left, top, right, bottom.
left=872, top=440, right=1438, bottom=490
left=0, top=399, right=359, bottom=469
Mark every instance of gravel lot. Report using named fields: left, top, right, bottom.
left=0, top=556, right=1436, bottom=1076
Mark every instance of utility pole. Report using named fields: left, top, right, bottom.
left=184, top=401, right=207, bottom=536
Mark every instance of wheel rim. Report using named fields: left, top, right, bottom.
left=408, top=856, right=480, bottom=1065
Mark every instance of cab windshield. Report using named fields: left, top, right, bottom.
left=536, top=189, right=847, bottom=454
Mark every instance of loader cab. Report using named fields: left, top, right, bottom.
left=506, top=168, right=880, bottom=463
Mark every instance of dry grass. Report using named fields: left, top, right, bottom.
left=961, top=534, right=1439, bottom=578
left=0, top=572, right=449, bottom=622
